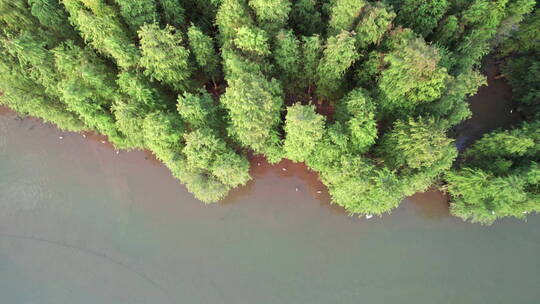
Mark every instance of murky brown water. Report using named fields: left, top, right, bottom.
left=1, top=68, right=539, bottom=304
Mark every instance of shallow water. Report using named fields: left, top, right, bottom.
left=0, top=108, right=539, bottom=303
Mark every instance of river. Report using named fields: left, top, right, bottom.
left=1, top=63, right=539, bottom=303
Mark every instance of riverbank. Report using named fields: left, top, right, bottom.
left=0, top=57, right=519, bottom=218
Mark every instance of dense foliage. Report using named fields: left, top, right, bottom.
left=0, top=0, right=537, bottom=224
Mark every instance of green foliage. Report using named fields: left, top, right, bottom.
left=301, top=35, right=322, bottom=89
left=248, top=0, right=291, bottom=32
left=377, top=31, right=449, bottom=114
left=0, top=51, right=85, bottom=131
left=27, top=0, right=75, bottom=37
left=290, top=0, right=323, bottom=36
left=115, top=0, right=158, bottom=33
left=391, top=0, right=449, bottom=37
left=233, top=26, right=271, bottom=57
left=354, top=2, right=395, bottom=49
left=187, top=24, right=220, bottom=80
left=418, top=70, right=486, bottom=128
left=274, top=30, right=302, bottom=91
left=221, top=72, right=283, bottom=163
left=215, top=0, right=253, bottom=41
left=335, top=89, right=378, bottom=153
left=156, top=0, right=185, bottom=28
left=447, top=165, right=540, bottom=225
left=283, top=103, right=325, bottom=162
left=378, top=117, right=457, bottom=170
left=53, top=41, right=127, bottom=147
left=62, top=0, right=140, bottom=69
left=499, top=7, right=540, bottom=56
left=321, top=156, right=404, bottom=215
left=177, top=90, right=220, bottom=131
left=114, top=72, right=170, bottom=148
left=138, top=24, right=192, bottom=91
left=316, top=31, right=359, bottom=100
left=327, top=0, right=366, bottom=36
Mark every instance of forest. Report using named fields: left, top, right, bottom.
left=0, top=0, right=538, bottom=225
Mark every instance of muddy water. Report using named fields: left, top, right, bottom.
left=455, top=57, right=522, bottom=149
left=1, top=106, right=539, bottom=303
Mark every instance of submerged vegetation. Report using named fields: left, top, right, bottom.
left=0, top=0, right=538, bottom=224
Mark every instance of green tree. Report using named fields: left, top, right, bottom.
left=327, top=0, right=366, bottom=36
left=283, top=103, right=325, bottom=162
left=115, top=0, right=158, bottom=33
left=354, top=2, right=395, bottom=49
left=274, top=30, right=302, bottom=91
left=62, top=0, right=140, bottom=69
left=187, top=24, right=220, bottom=81
left=390, top=0, right=449, bottom=37
left=316, top=31, right=359, bottom=100
left=53, top=41, right=127, bottom=146
left=377, top=30, right=449, bottom=114
left=377, top=117, right=457, bottom=170
left=290, top=0, right=323, bottom=36
left=156, top=0, right=185, bottom=28
left=335, top=88, right=378, bottom=153
left=233, top=26, right=271, bottom=57
left=248, top=0, right=291, bottom=33
left=221, top=72, right=284, bottom=162
left=138, top=24, right=192, bottom=91
left=177, top=90, right=221, bottom=131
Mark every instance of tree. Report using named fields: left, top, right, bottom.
left=274, top=30, right=302, bottom=91
left=327, top=0, right=367, bottom=36
left=115, top=0, right=158, bottom=33
left=187, top=24, right=220, bottom=81
left=390, top=0, right=449, bottom=37
left=248, top=0, right=291, bottom=33
left=335, top=88, right=378, bottom=154
left=177, top=90, right=221, bottom=131
left=0, top=50, right=85, bottom=131
left=62, top=0, right=140, bottom=69
left=316, top=31, right=359, bottom=100
left=114, top=72, right=170, bottom=148
left=354, top=2, right=395, bottom=49
left=290, top=0, right=323, bottom=36
left=27, top=0, right=76, bottom=38
left=283, top=103, right=325, bottom=162
left=220, top=72, right=284, bottom=163
left=215, top=0, right=253, bottom=42
left=377, top=30, right=449, bottom=114
left=447, top=165, right=540, bottom=225
left=156, top=0, right=185, bottom=28
left=301, top=35, right=322, bottom=91
left=53, top=41, right=127, bottom=147
left=138, top=24, right=192, bottom=91
left=377, top=117, right=457, bottom=170
left=233, top=26, right=271, bottom=57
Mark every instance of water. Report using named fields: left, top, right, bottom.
left=1, top=66, right=539, bottom=303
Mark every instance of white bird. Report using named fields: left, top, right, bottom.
left=257, top=162, right=261, bottom=166
left=115, top=151, right=120, bottom=155
left=282, top=168, right=287, bottom=171
left=101, top=140, right=106, bottom=144
left=82, top=134, right=87, bottom=138
left=316, top=190, right=322, bottom=194
left=510, top=109, right=513, bottom=114
left=58, top=136, right=64, bottom=140
left=365, top=214, right=373, bottom=219
left=295, top=187, right=299, bottom=192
